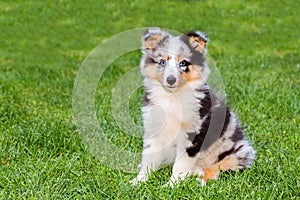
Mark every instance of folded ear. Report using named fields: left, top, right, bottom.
left=142, top=28, right=169, bottom=51
left=186, top=31, right=208, bottom=54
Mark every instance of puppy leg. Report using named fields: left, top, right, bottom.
left=130, top=144, right=165, bottom=185
left=167, top=153, right=201, bottom=187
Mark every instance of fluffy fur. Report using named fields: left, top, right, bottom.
left=131, top=28, right=255, bottom=187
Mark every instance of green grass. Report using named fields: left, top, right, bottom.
left=1, top=0, right=299, bottom=199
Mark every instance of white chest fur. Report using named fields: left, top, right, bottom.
left=142, top=83, right=202, bottom=141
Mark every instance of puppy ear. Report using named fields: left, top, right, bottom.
left=142, top=28, right=169, bottom=51
left=186, top=31, right=208, bottom=54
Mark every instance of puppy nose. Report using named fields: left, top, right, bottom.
left=166, top=75, right=176, bottom=86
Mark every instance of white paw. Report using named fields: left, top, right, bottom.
left=130, top=178, right=143, bottom=186
left=163, top=174, right=182, bottom=188
left=194, top=168, right=205, bottom=177
left=163, top=180, right=177, bottom=188
left=129, top=176, right=147, bottom=186
left=129, top=178, right=141, bottom=186
left=195, top=177, right=206, bottom=186
left=167, top=180, right=175, bottom=188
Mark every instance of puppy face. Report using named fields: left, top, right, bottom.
left=140, top=28, right=209, bottom=91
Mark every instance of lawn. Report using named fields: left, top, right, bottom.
left=0, top=0, right=299, bottom=199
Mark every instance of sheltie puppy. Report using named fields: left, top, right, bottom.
left=131, top=28, right=255, bottom=187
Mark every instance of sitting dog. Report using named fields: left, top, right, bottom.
left=131, top=28, right=255, bottom=186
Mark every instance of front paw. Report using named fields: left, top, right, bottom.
left=195, top=177, right=206, bottom=186
left=129, top=177, right=141, bottom=186
left=163, top=174, right=182, bottom=188
left=129, top=175, right=147, bottom=186
left=163, top=180, right=177, bottom=188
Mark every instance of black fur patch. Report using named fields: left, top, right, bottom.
left=186, top=88, right=231, bottom=157
left=198, top=89, right=211, bottom=119
left=184, top=66, right=190, bottom=73
left=186, top=132, right=207, bottom=157
left=186, top=109, right=211, bottom=157
left=217, top=147, right=235, bottom=162
left=186, top=88, right=212, bottom=156
left=200, top=88, right=231, bottom=138
left=217, top=144, right=245, bottom=163
left=234, top=145, right=244, bottom=153
left=230, top=125, right=244, bottom=142
left=220, top=107, right=231, bottom=137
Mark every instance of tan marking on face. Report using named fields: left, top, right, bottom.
left=162, top=55, right=169, bottom=61
left=189, top=36, right=206, bottom=53
left=200, top=156, right=238, bottom=181
left=144, top=35, right=164, bottom=50
left=181, top=64, right=201, bottom=82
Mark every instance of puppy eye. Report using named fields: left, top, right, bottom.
left=179, top=60, right=190, bottom=67
left=158, top=59, right=167, bottom=67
